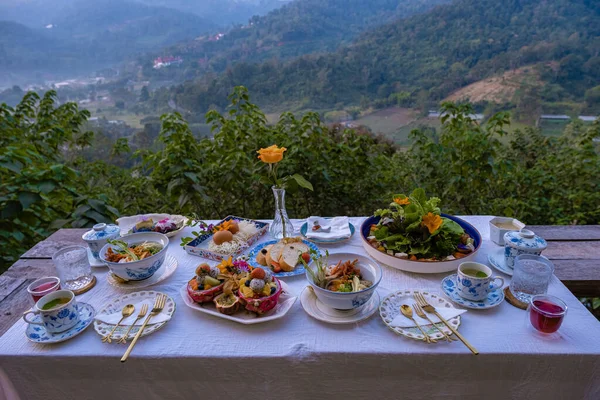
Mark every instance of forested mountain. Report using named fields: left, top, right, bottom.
left=140, top=0, right=449, bottom=81
left=0, top=1, right=217, bottom=86
left=171, top=0, right=600, bottom=113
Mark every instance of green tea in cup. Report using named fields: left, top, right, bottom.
left=462, top=269, right=489, bottom=278
left=41, top=297, right=71, bottom=310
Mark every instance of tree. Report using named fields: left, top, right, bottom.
left=140, top=86, right=150, bottom=102
left=115, top=100, right=125, bottom=110
left=584, top=86, right=600, bottom=107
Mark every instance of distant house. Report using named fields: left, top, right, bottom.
left=540, top=115, right=570, bottom=120
left=153, top=56, right=183, bottom=69
left=578, top=116, right=598, bottom=122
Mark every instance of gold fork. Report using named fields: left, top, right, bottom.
left=117, top=304, right=148, bottom=344
left=121, top=295, right=166, bottom=362
left=415, top=292, right=478, bottom=355
left=413, top=302, right=456, bottom=342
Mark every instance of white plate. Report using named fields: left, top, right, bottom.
left=180, top=280, right=297, bottom=325
left=26, top=303, right=96, bottom=344
left=93, top=291, right=176, bottom=341
left=116, top=214, right=188, bottom=238
left=379, top=289, right=461, bottom=341
left=487, top=247, right=514, bottom=276
left=107, top=254, right=178, bottom=289
left=300, top=287, right=379, bottom=324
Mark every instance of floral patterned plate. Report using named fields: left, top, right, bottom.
left=300, top=287, right=379, bottom=324
left=107, top=255, right=178, bottom=289
left=93, top=291, right=176, bottom=341
left=180, top=280, right=297, bottom=325
left=379, top=289, right=461, bottom=341
left=247, top=239, right=319, bottom=277
left=26, top=303, right=96, bottom=344
left=441, top=274, right=504, bottom=310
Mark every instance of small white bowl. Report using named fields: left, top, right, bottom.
left=305, top=253, right=382, bottom=310
left=489, top=217, right=525, bottom=246
left=99, top=232, right=169, bottom=281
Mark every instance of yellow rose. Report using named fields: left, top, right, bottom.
left=257, top=145, right=286, bottom=163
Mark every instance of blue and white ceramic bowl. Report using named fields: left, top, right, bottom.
left=306, top=253, right=382, bottom=310
left=82, top=223, right=121, bottom=260
left=504, top=229, right=547, bottom=268
left=23, top=290, right=80, bottom=333
left=99, top=232, right=169, bottom=281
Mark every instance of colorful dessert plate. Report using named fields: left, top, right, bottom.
left=300, top=287, right=379, bottom=324
left=94, top=291, right=176, bottom=341
left=247, top=239, right=319, bottom=277
left=180, top=280, right=297, bottom=325
left=441, top=274, right=504, bottom=310
left=116, top=213, right=188, bottom=238
left=300, top=221, right=355, bottom=244
left=107, top=255, right=178, bottom=289
left=26, top=302, right=96, bottom=344
left=379, top=289, right=461, bottom=341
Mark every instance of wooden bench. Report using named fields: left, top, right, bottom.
left=1, top=226, right=598, bottom=336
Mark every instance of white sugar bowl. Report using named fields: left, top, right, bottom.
left=82, top=223, right=121, bottom=260
left=503, top=229, right=547, bottom=268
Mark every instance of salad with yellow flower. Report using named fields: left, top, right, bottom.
left=367, top=189, right=475, bottom=261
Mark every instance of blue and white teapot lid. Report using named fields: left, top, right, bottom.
left=503, top=229, right=547, bottom=251
left=82, top=223, right=120, bottom=241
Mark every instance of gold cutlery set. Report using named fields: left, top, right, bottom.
left=99, top=295, right=167, bottom=362
left=402, top=292, right=478, bottom=355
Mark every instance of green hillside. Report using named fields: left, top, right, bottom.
left=140, top=0, right=449, bottom=80
left=171, top=0, right=600, bottom=114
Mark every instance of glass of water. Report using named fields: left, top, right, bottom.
left=509, top=254, right=554, bottom=304
left=53, top=245, right=96, bottom=294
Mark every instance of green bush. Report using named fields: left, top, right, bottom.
left=1, top=87, right=599, bottom=272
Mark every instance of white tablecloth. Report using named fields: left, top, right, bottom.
left=1, top=216, right=599, bottom=400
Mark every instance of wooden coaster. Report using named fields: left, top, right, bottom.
left=70, top=275, right=97, bottom=295
left=504, top=287, right=528, bottom=310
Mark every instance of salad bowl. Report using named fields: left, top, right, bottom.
left=305, top=253, right=382, bottom=310
left=361, top=214, right=482, bottom=274
left=99, top=232, right=169, bottom=281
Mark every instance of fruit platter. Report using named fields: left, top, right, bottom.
left=180, top=257, right=297, bottom=324
left=360, top=189, right=481, bottom=273
left=116, top=214, right=188, bottom=238
left=248, top=237, right=319, bottom=277
left=184, top=216, right=269, bottom=261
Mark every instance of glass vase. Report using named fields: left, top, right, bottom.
left=269, top=186, right=294, bottom=239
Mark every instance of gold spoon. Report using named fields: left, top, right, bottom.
left=102, top=304, right=135, bottom=343
left=400, top=304, right=436, bottom=343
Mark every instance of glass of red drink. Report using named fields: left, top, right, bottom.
left=528, top=294, right=567, bottom=334
left=27, top=277, right=61, bottom=305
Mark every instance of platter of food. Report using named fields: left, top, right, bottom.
left=116, top=214, right=188, bottom=238
left=361, top=189, right=481, bottom=273
left=181, top=258, right=297, bottom=324
left=184, top=216, right=268, bottom=261
left=248, top=237, right=319, bottom=277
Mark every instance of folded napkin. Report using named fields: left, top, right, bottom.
left=306, top=216, right=351, bottom=240
left=390, top=306, right=467, bottom=328
left=95, top=300, right=171, bottom=326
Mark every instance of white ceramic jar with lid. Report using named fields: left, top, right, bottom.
left=82, top=223, right=121, bottom=260
left=503, top=229, right=547, bottom=268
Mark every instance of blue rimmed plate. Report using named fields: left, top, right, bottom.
left=247, top=240, right=320, bottom=277
left=441, top=274, right=504, bottom=310
left=25, top=302, right=96, bottom=344
left=300, top=221, right=355, bottom=244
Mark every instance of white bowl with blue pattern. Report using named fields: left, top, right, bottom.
left=306, top=253, right=382, bottom=310
left=441, top=274, right=504, bottom=310
left=503, top=229, right=547, bottom=268
left=100, top=232, right=169, bottom=281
